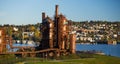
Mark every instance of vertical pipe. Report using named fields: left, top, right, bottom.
left=0, top=30, right=2, bottom=53
left=42, top=12, right=45, bottom=22
left=54, top=5, right=59, bottom=48
left=55, top=5, right=58, bottom=18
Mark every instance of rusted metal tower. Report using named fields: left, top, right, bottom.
left=0, top=28, right=6, bottom=53
left=0, top=5, right=76, bottom=57
left=70, top=34, right=76, bottom=54
left=40, top=5, right=76, bottom=55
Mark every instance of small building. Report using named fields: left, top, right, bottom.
left=22, top=32, right=34, bottom=39
left=108, top=40, right=117, bottom=45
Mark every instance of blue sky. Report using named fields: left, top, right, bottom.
left=0, top=0, right=120, bottom=25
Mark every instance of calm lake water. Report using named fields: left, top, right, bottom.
left=8, top=43, right=120, bottom=57
left=76, top=44, right=120, bottom=57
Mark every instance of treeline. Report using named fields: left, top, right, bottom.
left=0, top=23, right=42, bottom=42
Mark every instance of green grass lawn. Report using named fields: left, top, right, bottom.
left=1, top=54, right=120, bottom=64
left=0, top=54, right=24, bottom=64
left=17, top=54, right=120, bottom=64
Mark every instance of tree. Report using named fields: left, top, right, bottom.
left=7, top=27, right=13, bottom=36
left=29, top=25, right=36, bottom=31
left=33, top=29, right=41, bottom=42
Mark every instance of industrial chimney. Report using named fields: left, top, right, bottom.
left=42, top=12, right=45, bottom=21
left=55, top=5, right=58, bottom=18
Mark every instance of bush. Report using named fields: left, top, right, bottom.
left=0, top=54, right=25, bottom=64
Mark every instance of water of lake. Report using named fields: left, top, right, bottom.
left=76, top=44, right=120, bottom=57
left=7, top=43, right=120, bottom=57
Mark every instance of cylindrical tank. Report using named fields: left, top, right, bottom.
left=61, top=36, right=65, bottom=50
left=0, top=30, right=2, bottom=53
left=49, top=20, right=54, bottom=48
left=70, top=34, right=76, bottom=54
left=0, top=29, right=6, bottom=53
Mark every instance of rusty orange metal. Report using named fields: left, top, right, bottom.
left=0, top=5, right=76, bottom=57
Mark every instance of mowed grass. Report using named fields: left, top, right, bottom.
left=0, top=54, right=24, bottom=64
left=22, top=54, right=120, bottom=64
left=1, top=54, right=120, bottom=64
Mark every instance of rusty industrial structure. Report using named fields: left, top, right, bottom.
left=0, top=28, right=6, bottom=53
left=0, top=5, right=76, bottom=57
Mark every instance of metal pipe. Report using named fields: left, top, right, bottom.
left=55, top=5, right=58, bottom=18
left=42, top=12, right=45, bottom=21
